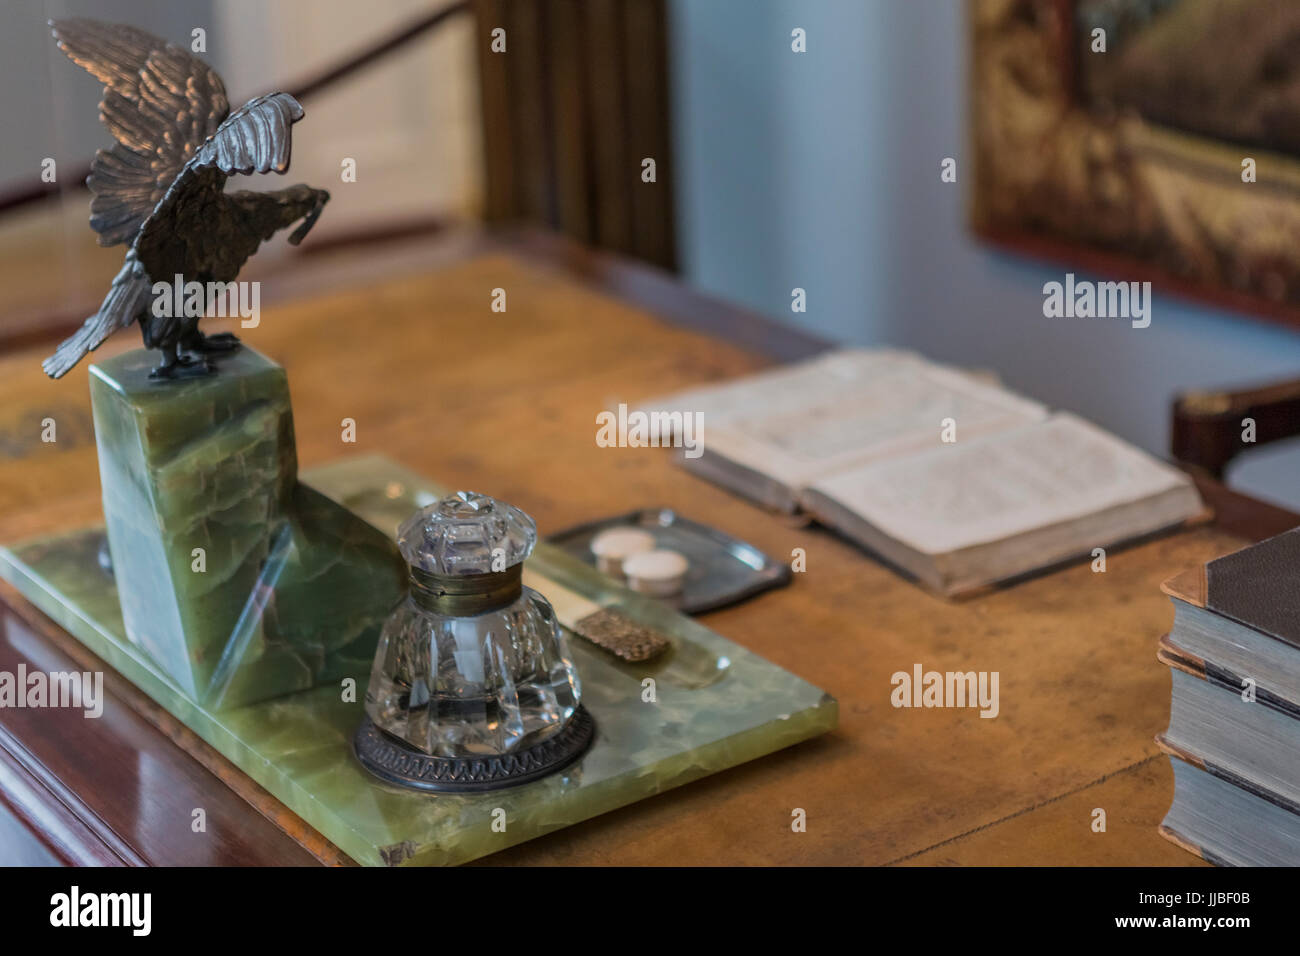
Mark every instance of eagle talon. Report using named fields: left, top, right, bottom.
left=150, top=346, right=215, bottom=380
left=150, top=360, right=215, bottom=380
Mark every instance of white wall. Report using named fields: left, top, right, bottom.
left=669, top=0, right=1300, bottom=510
left=211, top=0, right=482, bottom=233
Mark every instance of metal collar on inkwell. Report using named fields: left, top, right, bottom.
left=408, top=565, right=523, bottom=615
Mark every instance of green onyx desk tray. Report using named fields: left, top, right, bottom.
left=0, top=455, right=837, bottom=866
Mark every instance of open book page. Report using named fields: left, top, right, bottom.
left=687, top=358, right=1049, bottom=495
left=641, top=348, right=925, bottom=426
left=806, top=412, right=1200, bottom=557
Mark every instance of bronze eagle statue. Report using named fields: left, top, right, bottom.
left=43, top=18, right=330, bottom=379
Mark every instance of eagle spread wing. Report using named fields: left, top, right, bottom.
left=190, top=92, right=303, bottom=176
left=50, top=17, right=230, bottom=248
left=42, top=251, right=153, bottom=379
left=131, top=92, right=307, bottom=277
left=43, top=20, right=309, bottom=379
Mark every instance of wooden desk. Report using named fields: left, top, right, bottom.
left=1, top=228, right=1296, bottom=866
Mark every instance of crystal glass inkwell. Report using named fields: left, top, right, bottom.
left=354, top=491, right=593, bottom=791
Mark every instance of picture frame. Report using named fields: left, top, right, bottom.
left=971, top=0, right=1300, bottom=329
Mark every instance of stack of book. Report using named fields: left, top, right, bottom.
left=646, top=348, right=1204, bottom=596
left=1158, top=527, right=1300, bottom=865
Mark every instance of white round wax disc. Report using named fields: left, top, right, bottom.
left=623, top=548, right=689, bottom=596
left=590, top=527, right=657, bottom=576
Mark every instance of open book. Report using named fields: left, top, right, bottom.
left=645, top=349, right=1204, bottom=596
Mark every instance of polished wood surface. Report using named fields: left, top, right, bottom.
left=0, top=227, right=1296, bottom=866
left=0, top=587, right=338, bottom=866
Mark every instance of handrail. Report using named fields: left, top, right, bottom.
left=0, top=1, right=471, bottom=216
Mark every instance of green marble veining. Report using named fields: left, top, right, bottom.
left=0, top=456, right=837, bottom=866
left=87, top=348, right=405, bottom=708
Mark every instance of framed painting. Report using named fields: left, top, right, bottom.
left=971, top=0, right=1300, bottom=327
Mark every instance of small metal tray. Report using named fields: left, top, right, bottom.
left=547, top=508, right=792, bottom=614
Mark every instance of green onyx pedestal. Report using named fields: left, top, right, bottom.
left=0, top=456, right=837, bottom=866
left=88, top=347, right=405, bottom=709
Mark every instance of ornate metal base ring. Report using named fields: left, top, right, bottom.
left=354, top=707, right=596, bottom=793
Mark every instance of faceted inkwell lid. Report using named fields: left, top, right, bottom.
left=396, top=490, right=536, bottom=576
